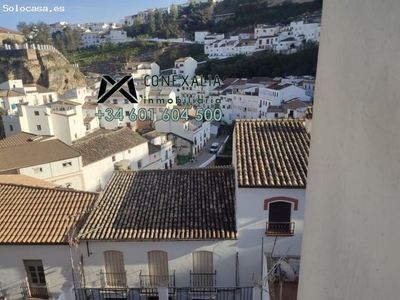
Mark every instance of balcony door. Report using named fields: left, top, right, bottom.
left=23, top=260, right=48, bottom=298
left=192, top=251, right=214, bottom=286
left=104, top=251, right=126, bottom=287
left=268, top=202, right=291, bottom=233
left=148, top=250, right=169, bottom=287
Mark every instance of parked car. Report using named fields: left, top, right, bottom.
left=210, top=142, right=220, bottom=153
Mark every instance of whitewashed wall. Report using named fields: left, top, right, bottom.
left=0, top=245, right=80, bottom=300
left=236, top=187, right=306, bottom=286
left=80, top=240, right=238, bottom=288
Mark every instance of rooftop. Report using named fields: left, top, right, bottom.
left=0, top=132, right=54, bottom=149
left=0, top=175, right=58, bottom=188
left=142, top=130, right=166, bottom=140
left=0, top=134, right=80, bottom=171
left=72, top=128, right=148, bottom=166
left=80, top=167, right=237, bottom=241
left=0, top=183, right=98, bottom=244
left=235, top=119, right=310, bottom=188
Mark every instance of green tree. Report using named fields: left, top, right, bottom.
left=2, top=38, right=20, bottom=45
left=147, top=10, right=156, bottom=34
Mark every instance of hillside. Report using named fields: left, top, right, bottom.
left=0, top=49, right=86, bottom=94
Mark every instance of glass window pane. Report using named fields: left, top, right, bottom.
left=28, top=266, right=36, bottom=271
left=37, top=266, right=44, bottom=271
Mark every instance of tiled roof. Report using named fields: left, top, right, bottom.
left=284, top=99, right=308, bottom=110
left=235, top=119, right=310, bottom=187
left=266, top=83, right=292, bottom=91
left=0, top=183, right=98, bottom=244
left=72, top=128, right=148, bottom=166
left=82, top=102, right=98, bottom=109
left=142, top=131, right=166, bottom=140
left=306, top=106, right=313, bottom=119
left=0, top=89, right=25, bottom=97
left=0, top=132, right=54, bottom=149
left=80, top=167, right=237, bottom=241
left=84, top=116, right=95, bottom=124
left=24, top=84, right=55, bottom=94
left=0, top=138, right=81, bottom=171
left=0, top=175, right=58, bottom=188
left=148, top=143, right=161, bottom=154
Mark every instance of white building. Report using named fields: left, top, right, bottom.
left=259, top=82, right=310, bottom=106
left=3, top=99, right=87, bottom=145
left=0, top=80, right=58, bottom=114
left=254, top=24, right=281, bottom=38
left=80, top=31, right=107, bottom=48
left=0, top=132, right=85, bottom=189
left=172, top=57, right=197, bottom=79
left=74, top=167, right=239, bottom=289
left=142, top=131, right=176, bottom=169
left=0, top=182, right=98, bottom=300
left=233, top=119, right=310, bottom=286
left=117, top=61, right=160, bottom=80
left=154, top=112, right=211, bottom=156
left=71, top=128, right=150, bottom=192
left=106, top=29, right=132, bottom=43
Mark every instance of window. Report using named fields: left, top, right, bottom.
left=62, top=162, right=72, bottom=167
left=112, top=156, right=116, bottom=162
left=33, top=167, right=43, bottom=174
left=34, top=111, right=39, bottom=116
left=126, top=122, right=131, bottom=128
left=103, top=251, right=126, bottom=287
left=125, top=111, right=130, bottom=116
left=128, top=149, right=131, bottom=154
left=191, top=251, right=215, bottom=287
left=264, top=197, right=298, bottom=236
left=137, top=160, right=142, bottom=169
left=23, top=260, right=48, bottom=298
left=113, top=99, right=118, bottom=104
left=146, top=251, right=169, bottom=287
left=9, top=125, right=13, bottom=131
left=154, top=154, right=157, bottom=158
left=36, top=125, right=42, bottom=131
left=124, top=99, right=129, bottom=104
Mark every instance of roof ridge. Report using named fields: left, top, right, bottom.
left=0, top=182, right=100, bottom=195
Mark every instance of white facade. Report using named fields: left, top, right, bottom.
left=236, top=187, right=306, bottom=285
left=154, top=117, right=211, bottom=155
left=254, top=25, right=281, bottom=38
left=80, top=32, right=107, bottom=48
left=3, top=101, right=87, bottom=145
left=80, top=240, right=238, bottom=287
left=0, top=245, right=80, bottom=300
left=172, top=57, right=197, bottom=79
left=194, top=31, right=210, bottom=44
left=81, top=142, right=149, bottom=192
left=259, top=84, right=310, bottom=106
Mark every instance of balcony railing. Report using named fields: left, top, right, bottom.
left=100, top=270, right=127, bottom=288
left=190, top=271, right=217, bottom=288
left=21, top=282, right=50, bottom=299
left=139, top=271, right=175, bottom=288
left=74, top=286, right=254, bottom=300
left=266, top=222, right=295, bottom=236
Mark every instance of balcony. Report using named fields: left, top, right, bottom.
left=21, top=283, right=50, bottom=299
left=139, top=271, right=176, bottom=288
left=100, top=270, right=127, bottom=288
left=190, top=271, right=216, bottom=292
left=265, top=222, right=295, bottom=236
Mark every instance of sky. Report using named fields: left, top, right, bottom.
left=0, top=0, right=187, bottom=30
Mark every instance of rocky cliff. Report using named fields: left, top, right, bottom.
left=0, top=49, right=86, bottom=94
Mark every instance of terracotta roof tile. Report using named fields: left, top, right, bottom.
left=80, top=167, right=237, bottom=241
left=72, top=128, right=148, bottom=166
left=0, top=175, right=58, bottom=188
left=0, top=183, right=98, bottom=244
left=235, top=119, right=310, bottom=187
left=0, top=132, right=54, bottom=149
left=0, top=138, right=81, bottom=172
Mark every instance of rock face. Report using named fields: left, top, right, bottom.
left=0, top=49, right=86, bottom=94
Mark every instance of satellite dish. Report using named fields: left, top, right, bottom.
left=279, top=261, right=296, bottom=281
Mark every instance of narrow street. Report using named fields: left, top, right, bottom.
left=174, top=134, right=228, bottom=169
